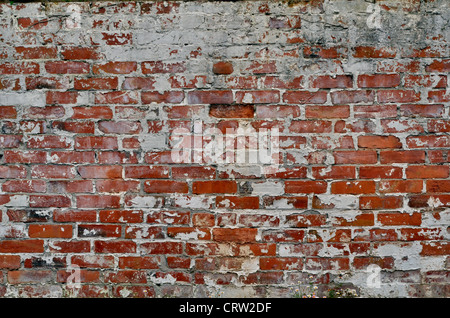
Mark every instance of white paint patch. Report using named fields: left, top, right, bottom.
left=251, top=181, right=284, bottom=195
left=315, top=194, right=358, bottom=209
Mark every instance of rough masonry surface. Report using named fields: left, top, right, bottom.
left=0, top=0, right=449, bottom=298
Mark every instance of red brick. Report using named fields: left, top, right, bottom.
left=140, top=242, right=183, bottom=255
left=119, top=256, right=160, bottom=269
left=124, top=226, right=165, bottom=239
left=360, top=166, right=403, bottom=179
left=400, top=104, right=444, bottom=118
left=303, top=45, right=347, bottom=59
left=71, top=255, right=115, bottom=268
left=14, top=46, right=57, bottom=59
left=255, top=105, right=301, bottom=118
left=100, top=121, right=142, bottom=135
left=172, top=166, right=215, bottom=179
left=245, top=60, right=277, bottom=74
left=122, top=77, right=156, bottom=90
left=141, top=91, right=184, bottom=104
left=213, top=228, right=257, bottom=243
left=289, top=120, right=332, bottom=133
left=17, top=17, right=48, bottom=30
left=101, top=32, right=133, bottom=45
left=333, top=150, right=377, bottom=164
left=354, top=105, right=398, bottom=118
left=213, top=61, right=233, bottom=75
left=25, top=77, right=69, bottom=90
left=335, top=119, right=376, bottom=133
left=428, top=90, right=450, bottom=103
left=428, top=120, right=450, bottom=133
left=124, top=166, right=169, bottom=179
left=8, top=270, right=53, bottom=284
left=408, top=195, right=450, bottom=208
left=216, top=196, right=260, bottom=209
left=99, top=210, right=143, bottom=223
left=305, top=105, right=350, bottom=118
left=312, top=166, right=356, bottom=179
left=187, top=90, right=233, bottom=104
left=0, top=165, right=27, bottom=178
left=379, top=180, right=423, bottom=193
left=29, top=195, right=71, bottom=208
left=353, top=46, right=396, bottom=58
left=406, top=135, right=450, bottom=148
left=31, top=165, right=76, bottom=179
left=353, top=257, right=394, bottom=270
left=425, top=59, right=450, bottom=72
left=74, top=77, right=118, bottom=90
left=75, top=136, right=118, bottom=149
left=2, top=180, right=46, bottom=193
left=0, top=106, right=17, bottom=119
left=311, top=75, right=353, bottom=88
left=427, top=180, right=450, bottom=193
left=358, top=135, right=402, bottom=149
left=78, top=224, right=122, bottom=238
left=142, top=61, right=186, bottom=74
left=0, top=240, right=44, bottom=253
left=380, top=150, right=426, bottom=163
left=357, top=74, right=400, bottom=88
left=45, top=61, right=89, bottom=74
left=420, top=242, right=450, bottom=256
left=0, top=135, right=21, bottom=150
left=331, top=90, right=374, bottom=104
left=76, top=195, right=121, bottom=209
left=53, top=210, right=97, bottom=223
left=331, top=181, right=376, bottom=194
left=52, top=121, right=95, bottom=134
left=354, top=229, right=398, bottom=242
left=71, top=106, right=113, bottom=119
left=77, top=166, right=122, bottom=179
left=283, top=90, right=327, bottom=104
left=262, top=196, right=308, bottom=209
left=209, top=104, right=255, bottom=118
left=95, top=91, right=138, bottom=104
left=192, top=181, right=237, bottom=194
left=57, top=269, right=100, bottom=283
left=235, top=90, right=280, bottom=104
left=29, top=224, right=72, bottom=238
left=403, top=75, right=447, bottom=88
left=399, top=228, right=443, bottom=241
left=93, top=62, right=137, bottom=74
left=48, top=151, right=96, bottom=164
left=381, top=119, right=424, bottom=133
left=285, top=213, right=327, bottom=227
left=260, top=257, right=303, bottom=270
left=0, top=62, right=40, bottom=74
left=96, top=180, right=140, bottom=193
left=27, top=135, right=72, bottom=149
left=168, top=227, right=211, bottom=240
left=166, top=256, right=190, bottom=269
left=305, top=258, right=349, bottom=271
left=94, top=241, right=136, bottom=253
left=61, top=47, right=102, bottom=60
left=406, top=166, right=449, bottom=179
left=0, top=255, right=22, bottom=269
left=377, top=90, right=421, bottom=103
left=378, top=212, right=421, bottom=226
left=285, top=181, right=327, bottom=194
left=144, top=180, right=189, bottom=193
left=332, top=213, right=374, bottom=227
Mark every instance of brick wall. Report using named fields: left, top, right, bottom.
left=0, top=0, right=449, bottom=298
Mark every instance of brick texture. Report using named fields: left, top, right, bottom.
left=0, top=0, right=449, bottom=298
